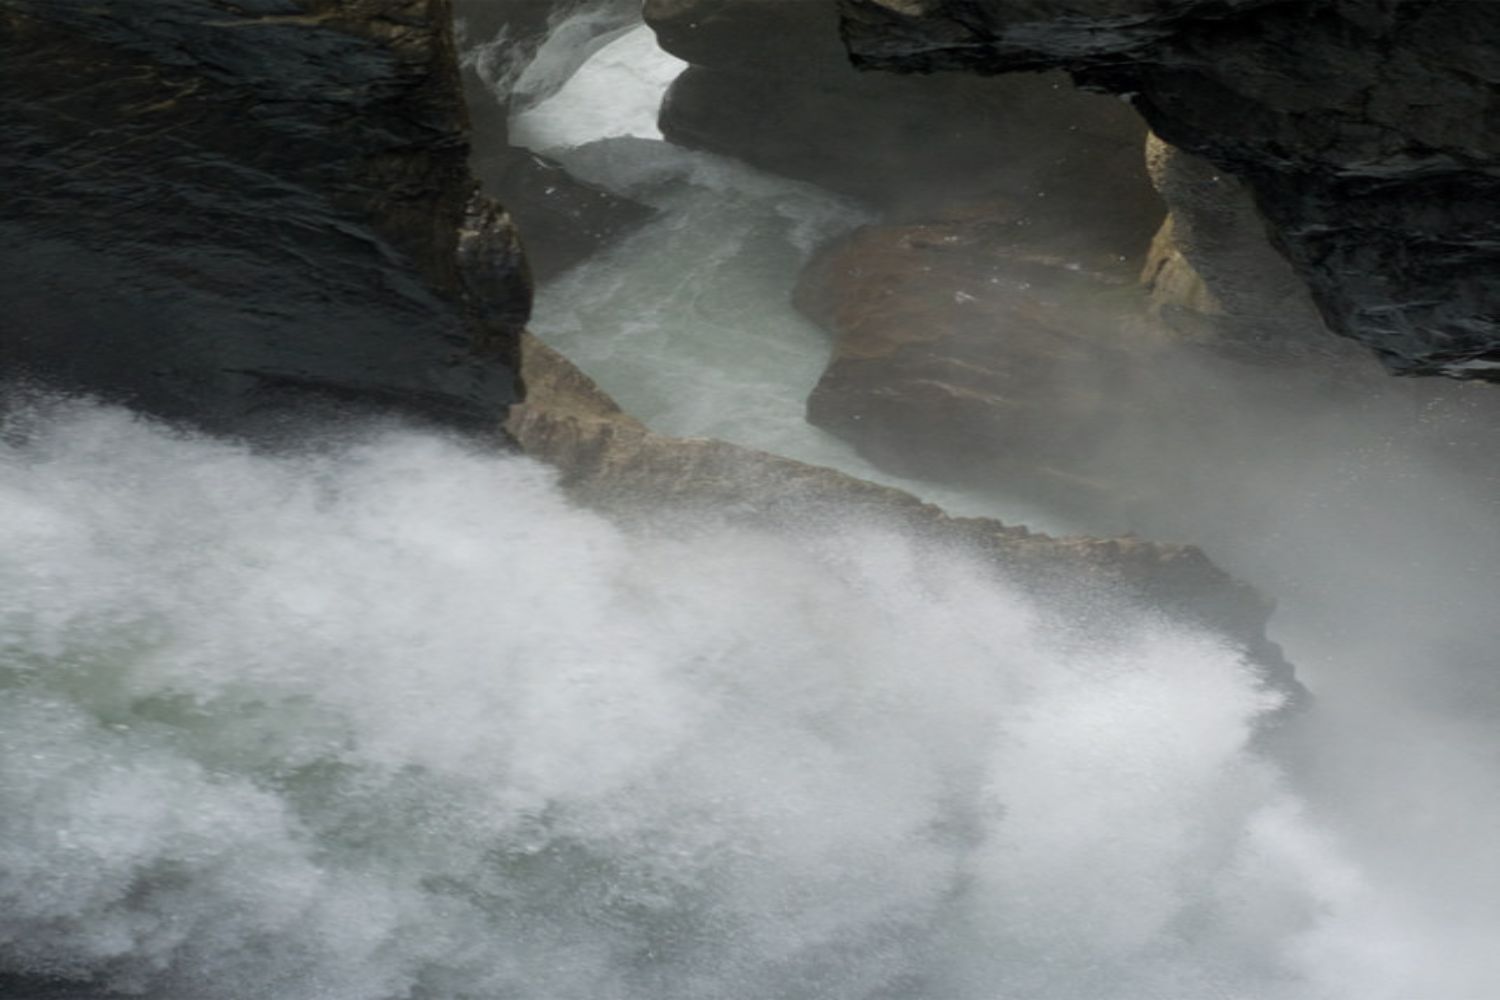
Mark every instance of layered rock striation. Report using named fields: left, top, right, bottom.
left=840, top=0, right=1500, bottom=378
left=1, top=0, right=527, bottom=434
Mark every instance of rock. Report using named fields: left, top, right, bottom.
left=792, top=197, right=1500, bottom=577
left=794, top=215, right=1169, bottom=514
left=645, top=0, right=851, bottom=79
left=0, top=0, right=524, bottom=434
left=508, top=333, right=1301, bottom=699
left=471, top=149, right=656, bottom=282
left=1139, top=135, right=1363, bottom=366
left=839, top=0, right=1500, bottom=379
left=648, top=0, right=1162, bottom=256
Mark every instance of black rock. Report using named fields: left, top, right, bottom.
left=0, top=0, right=527, bottom=435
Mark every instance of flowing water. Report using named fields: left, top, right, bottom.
left=3, top=22, right=1500, bottom=1000
left=513, top=28, right=1069, bottom=530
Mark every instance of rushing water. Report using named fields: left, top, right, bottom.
left=4, top=20, right=1500, bottom=1000
left=0, top=399, right=1442, bottom=1000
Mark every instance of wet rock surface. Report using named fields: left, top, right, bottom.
left=794, top=214, right=1170, bottom=514
left=792, top=207, right=1500, bottom=537
left=472, top=147, right=655, bottom=282
left=1, top=0, right=526, bottom=434
left=840, top=0, right=1500, bottom=379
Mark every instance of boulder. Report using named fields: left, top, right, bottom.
left=1139, top=135, right=1362, bottom=366
left=0, top=0, right=525, bottom=434
left=792, top=201, right=1500, bottom=557
left=793, top=215, right=1168, bottom=513
left=839, top=0, right=1500, bottom=379
left=645, top=0, right=851, bottom=79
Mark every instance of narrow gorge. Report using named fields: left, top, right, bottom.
left=1, top=2, right=1497, bottom=999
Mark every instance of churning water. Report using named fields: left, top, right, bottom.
left=0, top=400, right=1459, bottom=1000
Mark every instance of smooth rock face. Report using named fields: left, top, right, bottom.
left=840, top=0, right=1500, bottom=378
left=1, top=0, right=525, bottom=434
left=474, top=146, right=656, bottom=283
left=795, top=215, right=1169, bottom=514
left=508, top=333, right=1299, bottom=696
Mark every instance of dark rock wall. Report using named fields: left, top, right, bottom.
left=840, top=0, right=1500, bottom=379
left=1, top=0, right=526, bottom=434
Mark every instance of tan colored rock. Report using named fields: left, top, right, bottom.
left=1140, top=135, right=1363, bottom=367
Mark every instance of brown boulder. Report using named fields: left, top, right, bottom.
left=839, top=0, right=1500, bottom=378
left=792, top=203, right=1500, bottom=560
left=794, top=215, right=1169, bottom=513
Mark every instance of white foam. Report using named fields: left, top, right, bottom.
left=510, top=25, right=686, bottom=148
left=0, top=400, right=1420, bottom=1000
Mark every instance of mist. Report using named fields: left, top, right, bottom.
left=0, top=399, right=1310, bottom=1000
